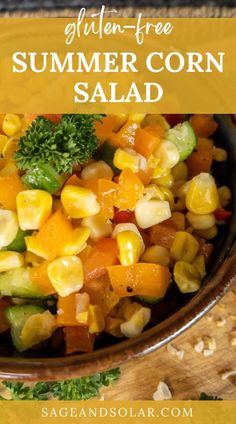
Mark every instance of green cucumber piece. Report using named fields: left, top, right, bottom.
left=0, top=267, right=44, bottom=298
left=96, top=142, right=121, bottom=175
left=135, top=295, right=161, bottom=306
left=5, top=304, right=44, bottom=352
left=22, top=164, right=62, bottom=194
left=167, top=121, right=197, bottom=161
left=7, top=229, right=32, bottom=253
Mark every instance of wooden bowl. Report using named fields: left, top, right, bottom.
left=0, top=115, right=235, bottom=381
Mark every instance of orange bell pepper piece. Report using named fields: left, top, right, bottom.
left=64, top=326, right=95, bottom=354
left=148, top=223, right=177, bottom=250
left=114, top=168, right=144, bottom=211
left=108, top=263, right=170, bottom=297
left=95, top=115, right=118, bottom=144
left=135, top=128, right=160, bottom=158
left=30, top=261, right=56, bottom=296
left=143, top=124, right=165, bottom=139
left=34, top=210, right=73, bottom=260
left=0, top=299, right=10, bottom=333
left=83, top=238, right=119, bottom=281
left=135, top=168, right=153, bottom=186
left=64, top=174, right=82, bottom=187
left=186, top=138, right=213, bottom=179
left=108, top=120, right=140, bottom=149
left=57, top=293, right=80, bottom=326
left=83, top=178, right=118, bottom=220
left=190, top=115, right=218, bottom=138
left=0, top=172, right=25, bottom=211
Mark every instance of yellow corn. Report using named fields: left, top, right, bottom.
left=2, top=138, right=18, bottom=159
left=47, top=256, right=84, bottom=297
left=171, top=212, right=185, bottom=230
left=218, top=186, right=231, bottom=208
left=75, top=292, right=90, bottom=325
left=105, top=317, right=124, bottom=338
left=213, top=147, right=227, bottom=162
left=81, top=160, right=114, bottom=181
left=120, top=306, right=151, bottom=338
left=172, top=162, right=188, bottom=181
left=186, top=212, right=216, bottom=230
left=117, top=230, right=141, bottom=266
left=24, top=251, right=43, bottom=267
left=172, top=198, right=186, bottom=212
left=61, top=185, right=100, bottom=219
left=113, top=148, right=140, bottom=173
left=158, top=186, right=174, bottom=210
left=142, top=114, right=170, bottom=130
left=0, top=251, right=24, bottom=272
left=154, top=140, right=180, bottom=169
left=174, top=261, right=201, bottom=293
left=141, top=245, right=170, bottom=266
left=0, top=135, right=8, bottom=155
left=88, top=304, right=105, bottom=333
left=2, top=113, right=22, bottom=137
left=195, top=225, right=218, bottom=240
left=0, top=160, right=17, bottom=176
left=59, top=227, right=90, bottom=256
left=192, top=255, right=206, bottom=279
left=20, top=310, right=57, bottom=349
left=170, top=231, right=199, bottom=262
left=17, top=190, right=52, bottom=231
left=143, top=184, right=165, bottom=201
left=186, top=173, right=219, bottom=214
left=128, top=113, right=146, bottom=124
left=135, top=198, right=171, bottom=229
left=100, top=287, right=120, bottom=316
left=25, top=235, right=51, bottom=260
left=0, top=209, right=19, bottom=248
left=112, top=223, right=145, bottom=254
left=176, top=181, right=191, bottom=200
left=112, top=114, right=128, bottom=132
left=147, top=154, right=160, bottom=170
left=153, top=173, right=174, bottom=188
left=81, top=215, right=112, bottom=241
left=152, top=166, right=170, bottom=179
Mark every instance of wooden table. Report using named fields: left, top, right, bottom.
left=102, top=284, right=236, bottom=400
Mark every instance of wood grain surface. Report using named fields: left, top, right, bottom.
left=101, top=284, right=236, bottom=400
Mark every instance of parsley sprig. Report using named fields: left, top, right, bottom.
left=0, top=368, right=120, bottom=400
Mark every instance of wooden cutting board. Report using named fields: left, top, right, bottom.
left=102, top=284, right=236, bottom=400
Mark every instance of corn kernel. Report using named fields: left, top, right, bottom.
left=105, top=317, right=124, bottom=338
left=47, top=256, right=84, bottom=297
left=0, top=251, right=24, bottom=272
left=142, top=114, right=170, bottom=130
left=128, top=113, right=146, bottom=124
left=0, top=160, right=17, bottom=176
left=195, top=225, right=218, bottom=240
left=2, top=114, right=22, bottom=137
left=172, top=162, right=188, bottom=180
left=59, top=227, right=90, bottom=256
left=25, top=235, right=51, bottom=260
left=147, top=154, right=160, bottom=169
left=0, top=209, right=19, bottom=248
left=112, top=223, right=145, bottom=254
left=88, top=304, right=105, bottom=333
left=192, top=255, right=206, bottom=279
left=186, top=173, right=219, bottom=214
left=117, top=230, right=141, bottom=266
left=186, top=212, right=215, bottom=230
left=20, top=310, right=57, bottom=348
left=141, top=245, right=170, bottom=266
left=61, top=185, right=100, bottom=219
left=143, top=184, right=165, bottom=201
left=81, top=160, right=114, bottom=181
left=218, top=186, right=231, bottom=208
left=154, top=140, right=180, bottom=169
left=171, top=212, right=185, bottom=230
left=2, top=138, right=18, bottom=159
left=152, top=166, right=170, bottom=179
left=75, top=292, right=90, bottom=325
left=170, top=231, right=199, bottom=262
left=25, top=251, right=43, bottom=267
left=113, top=148, right=140, bottom=173
left=81, top=215, right=112, bottom=242
left=173, top=198, right=186, bottom=212
left=0, top=135, right=8, bottom=155
left=123, top=301, right=142, bottom=320
left=158, top=186, right=174, bottom=210
left=176, top=181, right=191, bottom=200
left=213, top=147, right=227, bottom=162
left=120, top=306, right=151, bottom=338
left=174, top=261, right=201, bottom=293
left=135, top=198, right=171, bottom=229
left=17, top=190, right=52, bottom=231
left=153, top=173, right=174, bottom=188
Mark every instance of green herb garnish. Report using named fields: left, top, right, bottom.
left=0, top=368, right=120, bottom=400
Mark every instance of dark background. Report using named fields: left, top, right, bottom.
left=0, top=1, right=235, bottom=12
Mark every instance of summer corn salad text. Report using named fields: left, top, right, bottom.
left=0, top=113, right=231, bottom=354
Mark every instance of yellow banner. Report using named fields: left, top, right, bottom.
left=0, top=17, right=235, bottom=113
left=1, top=400, right=236, bottom=424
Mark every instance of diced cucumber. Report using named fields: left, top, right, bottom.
left=0, top=267, right=44, bottom=298
left=22, top=164, right=62, bottom=194
left=5, top=304, right=45, bottom=352
left=166, top=121, right=197, bottom=161
left=135, top=295, right=161, bottom=306
left=7, top=229, right=32, bottom=253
